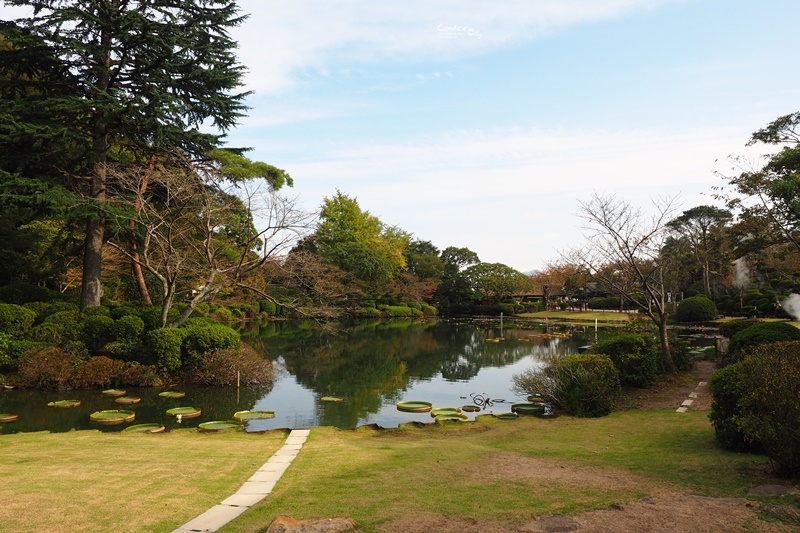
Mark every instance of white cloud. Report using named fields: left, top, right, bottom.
left=235, top=0, right=684, bottom=94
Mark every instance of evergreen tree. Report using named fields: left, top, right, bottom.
left=0, top=0, right=251, bottom=309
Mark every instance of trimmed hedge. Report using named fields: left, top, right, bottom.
left=728, top=321, right=800, bottom=361
left=676, top=295, right=718, bottom=322
left=181, top=323, right=240, bottom=367
left=0, top=303, right=37, bottom=336
left=708, top=362, right=757, bottom=451
left=590, top=333, right=659, bottom=387
left=145, top=328, right=186, bottom=371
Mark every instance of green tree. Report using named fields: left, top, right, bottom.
left=463, top=262, right=532, bottom=305
left=316, top=191, right=409, bottom=283
left=1, top=1, right=250, bottom=309
left=435, top=246, right=480, bottom=314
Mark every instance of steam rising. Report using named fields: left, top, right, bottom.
left=732, top=258, right=750, bottom=289
left=781, top=294, right=800, bottom=320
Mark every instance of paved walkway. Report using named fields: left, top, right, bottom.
left=172, top=429, right=310, bottom=533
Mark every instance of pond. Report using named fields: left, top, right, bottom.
left=0, top=318, right=595, bottom=434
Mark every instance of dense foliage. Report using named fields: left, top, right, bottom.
left=728, top=321, right=800, bottom=361
left=589, top=333, right=659, bottom=387
left=675, top=295, right=718, bottom=322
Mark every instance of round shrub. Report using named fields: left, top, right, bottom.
left=0, top=302, right=37, bottom=336
left=185, top=344, right=273, bottom=386
left=590, top=333, right=659, bottom=387
left=41, top=310, right=81, bottom=343
left=728, top=321, right=800, bottom=361
left=181, top=323, right=240, bottom=367
left=708, top=362, right=757, bottom=451
left=676, top=295, right=718, bottom=322
left=737, top=341, right=800, bottom=476
left=354, top=307, right=382, bottom=319
left=80, top=314, right=115, bottom=353
left=40, top=301, right=79, bottom=320
left=145, top=327, right=186, bottom=371
left=111, top=315, right=145, bottom=344
left=718, top=319, right=759, bottom=339
left=17, top=346, right=77, bottom=390
left=588, top=297, right=621, bottom=310
left=137, top=306, right=178, bottom=330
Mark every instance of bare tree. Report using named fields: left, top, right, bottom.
left=570, top=193, right=681, bottom=373
left=106, top=163, right=313, bottom=327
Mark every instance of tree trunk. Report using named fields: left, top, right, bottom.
left=130, top=158, right=154, bottom=305
left=658, top=319, right=677, bottom=373
left=80, top=216, right=104, bottom=310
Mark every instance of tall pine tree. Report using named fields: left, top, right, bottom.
left=0, top=0, right=250, bottom=309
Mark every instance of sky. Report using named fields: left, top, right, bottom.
left=4, top=0, right=799, bottom=273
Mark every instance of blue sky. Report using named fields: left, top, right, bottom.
left=4, top=0, right=798, bottom=272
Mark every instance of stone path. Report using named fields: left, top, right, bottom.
left=675, top=380, right=707, bottom=413
left=172, top=429, right=310, bottom=533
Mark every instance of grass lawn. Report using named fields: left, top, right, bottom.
left=517, top=310, right=639, bottom=324
left=219, top=411, right=774, bottom=532
left=0, top=429, right=286, bottom=532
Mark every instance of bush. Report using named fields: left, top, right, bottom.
left=588, top=297, right=621, bottom=310
left=736, top=341, right=800, bottom=476
left=120, top=362, right=161, bottom=387
left=718, top=319, right=759, bottom=339
left=80, top=314, right=115, bottom=353
left=420, top=303, right=438, bottom=316
left=728, top=321, right=800, bottom=361
left=41, top=310, right=81, bottom=342
left=512, top=353, right=621, bottom=418
left=0, top=283, right=59, bottom=304
left=17, top=346, right=76, bottom=390
left=708, top=362, right=757, bottom=451
left=378, top=305, right=414, bottom=318
left=111, top=315, right=145, bottom=344
left=589, top=333, right=659, bottom=387
left=73, top=356, right=126, bottom=388
left=676, top=295, right=718, bottom=322
left=185, top=344, right=273, bottom=386
left=0, top=303, right=37, bottom=336
left=211, top=306, right=234, bottom=323
left=354, top=307, right=382, bottom=319
left=669, top=335, right=695, bottom=371
left=181, top=323, right=240, bottom=367
left=145, top=328, right=186, bottom=371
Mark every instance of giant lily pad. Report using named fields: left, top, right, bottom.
left=396, top=401, right=432, bottom=413
left=435, top=413, right=468, bottom=423
left=90, top=410, right=135, bottom=424
left=232, top=410, right=275, bottom=421
left=166, top=407, right=202, bottom=418
left=158, top=391, right=186, bottom=399
left=123, top=423, right=165, bottom=433
left=115, top=396, right=141, bottom=405
left=198, top=421, right=241, bottom=432
left=101, top=389, right=126, bottom=397
left=461, top=405, right=481, bottom=413
left=0, top=414, right=18, bottom=423
left=496, top=412, right=519, bottom=420
left=47, top=399, right=80, bottom=408
left=511, top=403, right=546, bottom=415
left=430, top=407, right=462, bottom=418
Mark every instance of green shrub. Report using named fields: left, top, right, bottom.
left=588, top=297, right=621, bottom=310
left=40, top=301, right=79, bottom=320
left=676, top=295, right=718, bottom=322
left=185, top=344, right=273, bottom=386
left=736, top=341, right=800, bottom=476
left=421, top=303, right=438, bottom=316
left=137, top=306, right=178, bottom=330
left=211, top=306, right=234, bottom=323
left=82, top=305, right=110, bottom=317
left=111, top=315, right=145, bottom=344
left=354, top=307, right=382, bottom=319
left=708, top=362, right=757, bottom=451
left=728, top=321, right=800, bottom=361
left=669, top=335, right=695, bottom=371
left=512, top=353, right=621, bottom=418
left=80, top=314, right=115, bottom=353
left=145, top=328, right=186, bottom=371
left=258, top=299, right=277, bottom=315
left=378, top=305, right=414, bottom=317
left=239, top=303, right=259, bottom=318
left=0, top=303, right=37, bottom=336
left=718, top=319, right=759, bottom=339
left=17, top=346, right=76, bottom=390
left=41, top=310, right=82, bottom=343
left=589, top=333, right=659, bottom=387
left=181, top=323, right=240, bottom=367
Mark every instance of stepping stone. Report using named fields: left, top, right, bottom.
left=689, top=392, right=698, bottom=398
left=698, top=381, right=707, bottom=386
left=173, top=504, right=248, bottom=532
left=676, top=407, right=688, bottom=413
left=681, top=399, right=694, bottom=407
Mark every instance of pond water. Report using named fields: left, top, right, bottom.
left=0, top=318, right=595, bottom=434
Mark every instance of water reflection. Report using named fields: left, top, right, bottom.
left=1, top=319, right=589, bottom=433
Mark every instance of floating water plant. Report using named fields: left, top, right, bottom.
left=166, top=407, right=202, bottom=418
left=321, top=396, right=344, bottom=402
left=90, top=410, right=135, bottom=424
left=198, top=421, right=241, bottom=432
left=123, top=423, right=165, bottom=433
left=434, top=413, right=468, bottom=423
left=496, top=412, right=519, bottom=420
left=511, top=403, right=546, bottom=415
left=114, top=396, right=141, bottom=405
left=0, top=414, right=18, bottom=423
left=396, top=401, right=433, bottom=413
left=158, top=391, right=186, bottom=399
left=461, top=405, right=481, bottom=413
left=47, top=399, right=80, bottom=408
left=430, top=407, right=462, bottom=418
left=232, top=410, right=275, bottom=421
left=101, top=389, right=126, bottom=397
